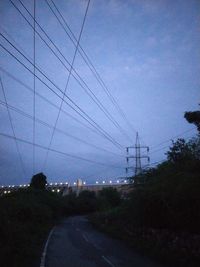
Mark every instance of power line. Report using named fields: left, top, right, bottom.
left=46, top=0, right=137, bottom=140
left=0, top=32, right=123, bottom=149
left=33, top=0, right=36, bottom=174
left=22, top=0, right=133, bottom=143
left=86, top=159, right=125, bottom=180
left=142, top=159, right=166, bottom=170
left=43, top=0, right=91, bottom=170
left=0, top=99, right=124, bottom=158
left=150, top=145, right=170, bottom=155
left=0, top=38, right=123, bottom=150
left=0, top=76, right=26, bottom=178
left=0, top=26, right=61, bottom=93
left=150, top=128, right=197, bottom=150
left=0, top=67, right=127, bottom=157
left=12, top=0, right=132, bottom=143
left=150, top=134, right=197, bottom=155
left=0, top=66, right=105, bottom=138
left=0, top=132, right=124, bottom=169
left=45, top=0, right=134, bottom=142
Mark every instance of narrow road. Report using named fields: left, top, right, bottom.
left=45, top=216, right=164, bottom=267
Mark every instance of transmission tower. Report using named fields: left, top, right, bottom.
left=125, top=132, right=150, bottom=177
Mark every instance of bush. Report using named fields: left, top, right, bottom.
left=0, top=188, right=64, bottom=267
left=97, top=187, right=121, bottom=210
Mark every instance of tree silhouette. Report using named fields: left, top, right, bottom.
left=30, top=173, right=47, bottom=190
left=184, top=109, right=200, bottom=133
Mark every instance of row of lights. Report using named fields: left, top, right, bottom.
left=48, top=180, right=128, bottom=186
left=1, top=180, right=128, bottom=189
left=3, top=190, right=11, bottom=194
left=51, top=189, right=60, bottom=193
left=95, top=180, right=127, bottom=184
left=49, top=182, right=68, bottom=186
left=73, top=181, right=86, bottom=185
left=1, top=184, right=30, bottom=188
left=1, top=183, right=67, bottom=188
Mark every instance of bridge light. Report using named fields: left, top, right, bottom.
left=83, top=181, right=86, bottom=185
left=1, top=186, right=4, bottom=188
left=73, top=182, right=76, bottom=185
left=28, top=184, right=30, bottom=187
left=12, top=185, right=15, bottom=188
left=4, top=191, right=7, bottom=194
left=50, top=183, right=52, bottom=185
left=96, top=181, right=99, bottom=184
left=19, top=185, right=22, bottom=187
left=124, top=180, right=127, bottom=183
left=8, top=190, right=11, bottom=193
left=8, top=185, right=11, bottom=188
left=57, top=189, right=60, bottom=193
left=23, top=184, right=26, bottom=187
left=102, top=181, right=105, bottom=184
left=60, top=183, right=63, bottom=185
left=109, top=180, right=112, bottom=184
left=52, top=189, right=55, bottom=192
left=117, top=180, right=119, bottom=183
left=55, top=183, right=57, bottom=185
left=65, top=182, right=68, bottom=185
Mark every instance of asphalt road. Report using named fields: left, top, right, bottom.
left=45, top=216, right=164, bottom=267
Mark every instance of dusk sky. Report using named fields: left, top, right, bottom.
left=0, top=0, right=199, bottom=186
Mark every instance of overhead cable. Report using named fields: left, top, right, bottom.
left=0, top=132, right=124, bottom=169
left=0, top=76, right=26, bottom=178
left=0, top=39, right=123, bottom=150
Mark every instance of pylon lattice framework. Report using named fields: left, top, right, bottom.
left=126, top=132, right=150, bottom=177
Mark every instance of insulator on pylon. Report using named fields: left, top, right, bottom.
left=126, top=147, right=129, bottom=153
left=126, top=157, right=129, bottom=163
left=147, top=147, right=149, bottom=152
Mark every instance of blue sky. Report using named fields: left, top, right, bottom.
left=0, top=0, right=199, bottom=185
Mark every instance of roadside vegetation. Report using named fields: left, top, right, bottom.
left=0, top=173, right=64, bottom=267
left=89, top=110, right=200, bottom=267
left=62, top=186, right=121, bottom=215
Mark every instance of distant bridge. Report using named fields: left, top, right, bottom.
left=0, top=178, right=132, bottom=197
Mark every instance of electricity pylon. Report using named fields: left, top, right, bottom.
left=125, top=132, right=150, bottom=177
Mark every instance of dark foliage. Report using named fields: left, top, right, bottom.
left=30, top=172, right=47, bottom=190
left=0, top=188, right=64, bottom=267
left=90, top=135, right=200, bottom=267
left=77, top=190, right=97, bottom=213
left=184, top=109, right=200, bottom=133
left=62, top=188, right=121, bottom=215
left=119, top=136, right=200, bottom=232
left=97, top=187, right=121, bottom=210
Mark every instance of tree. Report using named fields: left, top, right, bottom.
left=166, top=137, right=200, bottom=172
left=184, top=109, right=200, bottom=133
left=166, top=138, right=191, bottom=164
left=30, top=173, right=47, bottom=190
